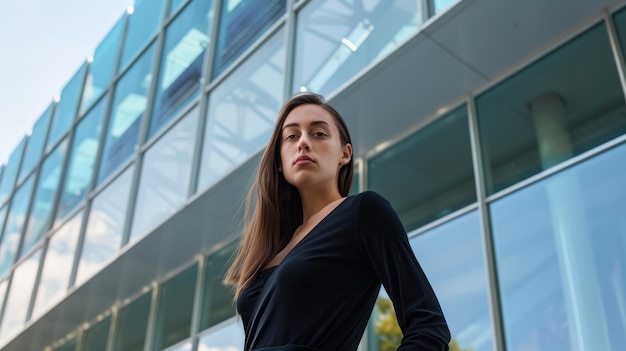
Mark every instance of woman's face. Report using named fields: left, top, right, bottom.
left=279, top=104, right=352, bottom=193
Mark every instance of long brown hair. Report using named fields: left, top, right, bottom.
left=224, top=92, right=353, bottom=297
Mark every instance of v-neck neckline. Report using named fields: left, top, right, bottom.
left=262, top=196, right=351, bottom=273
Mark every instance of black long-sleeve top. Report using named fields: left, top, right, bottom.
left=237, top=191, right=450, bottom=351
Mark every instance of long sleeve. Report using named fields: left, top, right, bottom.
left=356, top=191, right=451, bottom=350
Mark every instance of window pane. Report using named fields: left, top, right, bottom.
left=410, top=212, right=493, bottom=351
left=81, top=315, right=111, bottom=351
left=197, top=318, right=244, bottom=351
left=75, top=165, right=134, bottom=286
left=53, top=338, right=77, bottom=351
left=120, top=0, right=166, bottom=71
left=163, top=340, right=192, bottom=351
left=114, top=291, right=151, bottom=351
left=154, top=264, right=198, bottom=350
left=491, top=143, right=626, bottom=350
left=476, top=23, right=626, bottom=195
left=0, top=138, right=26, bottom=206
left=130, top=107, right=198, bottom=242
left=80, top=16, right=125, bottom=114
left=0, top=249, right=41, bottom=344
left=19, top=104, right=54, bottom=183
left=369, top=106, right=476, bottom=231
left=47, top=64, right=88, bottom=152
left=433, top=0, right=459, bottom=15
left=168, top=0, right=188, bottom=16
left=293, top=0, right=423, bottom=96
left=21, top=139, right=69, bottom=257
left=56, top=96, right=107, bottom=224
left=149, top=0, right=212, bottom=139
left=200, top=243, right=236, bottom=331
left=212, top=0, right=286, bottom=78
left=199, top=29, right=285, bottom=190
left=0, top=175, right=35, bottom=279
left=98, top=44, right=155, bottom=185
left=31, top=210, right=83, bottom=320
left=368, top=212, right=493, bottom=351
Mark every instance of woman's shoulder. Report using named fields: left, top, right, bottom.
left=351, top=190, right=390, bottom=204
left=349, top=191, right=395, bottom=214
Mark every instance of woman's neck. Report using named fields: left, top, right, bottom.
left=298, top=189, right=343, bottom=224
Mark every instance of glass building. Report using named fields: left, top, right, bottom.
left=0, top=0, right=625, bottom=350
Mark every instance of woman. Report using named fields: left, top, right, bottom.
left=225, top=92, right=450, bottom=350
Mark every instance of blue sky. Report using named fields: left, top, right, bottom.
left=0, top=0, right=133, bottom=166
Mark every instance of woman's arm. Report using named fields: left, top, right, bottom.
left=357, top=191, right=451, bottom=350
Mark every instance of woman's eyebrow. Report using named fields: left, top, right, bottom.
left=282, top=120, right=330, bottom=130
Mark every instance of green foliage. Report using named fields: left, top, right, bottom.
left=373, top=297, right=472, bottom=351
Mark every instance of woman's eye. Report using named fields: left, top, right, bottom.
left=313, top=131, right=327, bottom=137
left=285, top=134, right=297, bottom=140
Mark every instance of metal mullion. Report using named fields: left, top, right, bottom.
left=81, top=85, right=116, bottom=205
left=24, top=236, right=48, bottom=323
left=80, top=11, right=130, bottom=201
left=357, top=157, right=365, bottom=193
left=188, top=0, right=222, bottom=196
left=406, top=202, right=479, bottom=240
left=108, top=10, right=130, bottom=88
left=190, top=255, right=207, bottom=351
left=466, top=95, right=506, bottom=351
left=422, top=0, right=433, bottom=22
left=143, top=282, right=161, bottom=351
left=74, top=325, right=86, bottom=351
left=67, top=199, right=93, bottom=289
left=283, top=0, right=298, bottom=100
left=486, top=132, right=626, bottom=204
left=0, top=270, right=14, bottom=337
left=0, top=136, right=28, bottom=247
left=13, top=138, right=46, bottom=268
left=605, top=9, right=626, bottom=103
left=104, top=306, right=120, bottom=351
left=120, top=14, right=167, bottom=247
left=47, top=119, right=78, bottom=237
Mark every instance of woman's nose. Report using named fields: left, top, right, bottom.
left=297, top=135, right=310, bottom=150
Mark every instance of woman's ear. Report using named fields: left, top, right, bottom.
left=340, top=143, right=352, bottom=166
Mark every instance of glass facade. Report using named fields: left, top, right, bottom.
left=75, top=165, right=134, bottom=286
left=119, top=0, right=166, bottom=71
left=80, top=16, right=125, bottom=115
left=153, top=264, right=198, bottom=350
left=19, top=104, right=53, bottom=184
left=56, top=96, right=106, bottom=224
left=0, top=138, right=26, bottom=206
left=368, top=106, right=475, bottom=231
left=113, top=291, right=152, bottom=351
left=199, top=28, right=286, bottom=190
left=0, top=249, right=41, bottom=344
left=200, top=243, right=236, bottom=330
left=491, top=143, right=626, bottom=350
left=21, top=139, right=68, bottom=257
left=98, top=44, right=155, bottom=184
left=0, top=175, right=35, bottom=279
left=31, top=210, right=83, bottom=319
left=476, top=23, right=626, bottom=195
left=47, top=64, right=87, bottom=152
left=149, top=0, right=212, bottom=139
left=2, top=1, right=626, bottom=350
left=212, top=0, right=286, bottom=78
left=130, top=107, right=198, bottom=241
left=293, top=0, right=424, bottom=96
left=81, top=316, right=111, bottom=351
